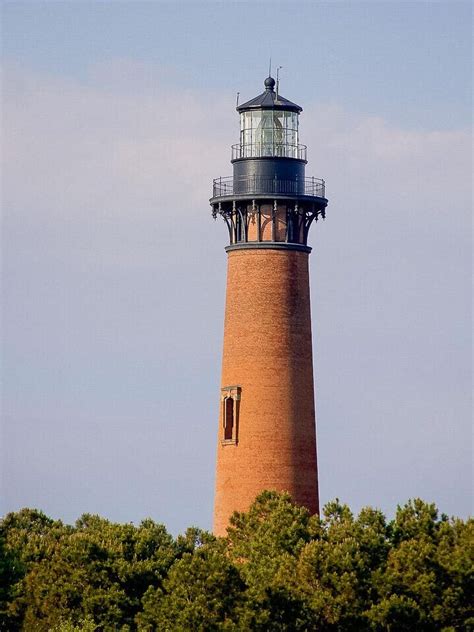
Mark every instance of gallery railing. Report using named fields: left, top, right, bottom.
left=231, top=143, right=307, bottom=160
left=212, top=175, right=325, bottom=198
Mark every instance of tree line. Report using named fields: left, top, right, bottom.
left=1, top=492, right=472, bottom=631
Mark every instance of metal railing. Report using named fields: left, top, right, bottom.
left=231, top=143, right=307, bottom=161
left=212, top=175, right=325, bottom=198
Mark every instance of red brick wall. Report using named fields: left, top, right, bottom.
left=213, top=248, right=319, bottom=535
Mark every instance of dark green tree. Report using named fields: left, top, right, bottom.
left=366, top=500, right=474, bottom=631
left=138, top=539, right=245, bottom=631
left=2, top=512, right=177, bottom=631
left=1, top=495, right=472, bottom=632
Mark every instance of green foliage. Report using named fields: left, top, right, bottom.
left=226, top=491, right=315, bottom=586
left=51, top=616, right=98, bottom=632
left=1, top=511, right=177, bottom=631
left=1, top=495, right=472, bottom=632
left=138, top=541, right=245, bottom=631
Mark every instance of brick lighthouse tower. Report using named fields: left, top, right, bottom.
left=210, top=75, right=328, bottom=536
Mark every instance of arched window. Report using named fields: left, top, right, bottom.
left=224, top=397, right=234, bottom=440
left=221, top=385, right=241, bottom=445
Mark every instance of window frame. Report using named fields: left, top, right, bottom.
left=221, top=385, right=241, bottom=445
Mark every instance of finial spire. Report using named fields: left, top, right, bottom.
left=269, top=57, right=272, bottom=77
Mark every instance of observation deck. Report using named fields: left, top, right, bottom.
left=212, top=174, right=325, bottom=201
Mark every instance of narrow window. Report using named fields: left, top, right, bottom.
left=224, top=397, right=234, bottom=440
left=221, top=385, right=241, bottom=445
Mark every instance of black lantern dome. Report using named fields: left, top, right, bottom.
left=237, top=76, right=302, bottom=113
left=210, top=75, right=328, bottom=252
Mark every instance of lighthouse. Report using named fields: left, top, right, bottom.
left=210, top=75, right=328, bottom=536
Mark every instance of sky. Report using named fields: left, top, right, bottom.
left=1, top=1, right=472, bottom=534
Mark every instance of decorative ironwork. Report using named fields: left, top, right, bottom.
left=212, top=201, right=326, bottom=249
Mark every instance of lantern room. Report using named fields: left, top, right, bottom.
left=232, top=76, right=306, bottom=160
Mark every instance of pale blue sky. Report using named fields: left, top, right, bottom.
left=3, top=1, right=472, bottom=128
left=2, top=1, right=472, bottom=533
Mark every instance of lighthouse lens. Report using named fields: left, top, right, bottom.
left=240, top=110, right=299, bottom=158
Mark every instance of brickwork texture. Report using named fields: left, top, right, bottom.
left=213, top=248, right=319, bottom=535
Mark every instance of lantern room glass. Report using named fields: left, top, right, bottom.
left=240, top=110, right=299, bottom=158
